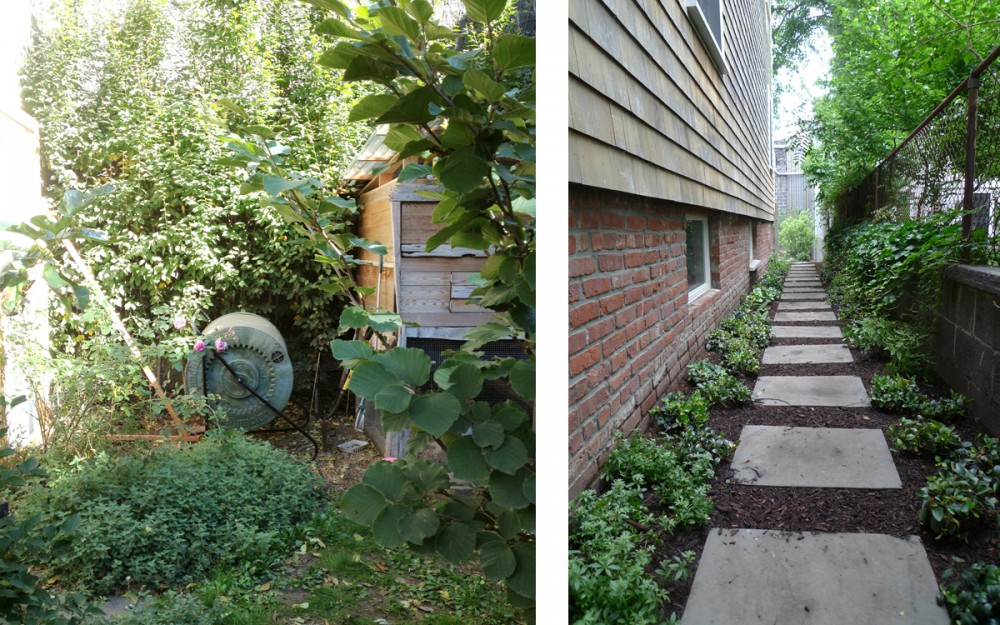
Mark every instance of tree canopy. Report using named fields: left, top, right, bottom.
left=771, top=0, right=1000, bottom=206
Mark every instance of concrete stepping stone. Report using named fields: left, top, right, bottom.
left=777, top=301, right=832, bottom=311
left=771, top=325, right=844, bottom=339
left=783, top=287, right=827, bottom=293
left=680, top=529, right=949, bottom=625
left=754, top=375, right=870, bottom=407
left=780, top=292, right=828, bottom=300
left=785, top=280, right=823, bottom=286
left=762, top=344, right=852, bottom=364
left=730, top=426, right=901, bottom=488
left=774, top=311, right=838, bottom=322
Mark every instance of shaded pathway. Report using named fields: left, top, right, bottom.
left=680, top=262, right=949, bottom=624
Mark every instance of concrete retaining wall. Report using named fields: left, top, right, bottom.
left=934, top=265, right=1000, bottom=436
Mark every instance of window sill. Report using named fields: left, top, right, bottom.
left=749, top=259, right=762, bottom=273
left=688, top=287, right=719, bottom=306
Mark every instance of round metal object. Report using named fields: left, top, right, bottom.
left=184, top=312, right=294, bottom=430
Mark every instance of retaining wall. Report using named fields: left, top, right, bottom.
left=934, top=265, right=1000, bottom=436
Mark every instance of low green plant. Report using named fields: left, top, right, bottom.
left=687, top=360, right=752, bottom=407
left=16, top=430, right=325, bottom=595
left=844, top=316, right=931, bottom=377
left=649, top=391, right=708, bottom=435
left=602, top=434, right=714, bottom=533
left=0, top=422, right=95, bottom=625
left=105, top=591, right=222, bottom=625
left=886, top=418, right=962, bottom=456
left=720, top=336, right=761, bottom=375
left=937, top=561, right=1000, bottom=624
left=568, top=481, right=666, bottom=625
left=917, top=460, right=998, bottom=540
left=870, top=375, right=969, bottom=420
left=951, top=435, right=1000, bottom=476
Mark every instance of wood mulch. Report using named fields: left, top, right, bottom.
left=651, top=288, right=1000, bottom=620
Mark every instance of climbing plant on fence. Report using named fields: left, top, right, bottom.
left=221, top=0, right=537, bottom=612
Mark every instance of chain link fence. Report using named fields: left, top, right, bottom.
left=834, top=45, right=1000, bottom=264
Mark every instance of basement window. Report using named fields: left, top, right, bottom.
left=686, top=215, right=712, bottom=302
left=685, top=0, right=726, bottom=74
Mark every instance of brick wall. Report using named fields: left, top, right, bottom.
left=568, top=185, right=773, bottom=496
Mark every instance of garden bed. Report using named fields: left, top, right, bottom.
left=645, top=291, right=1000, bottom=622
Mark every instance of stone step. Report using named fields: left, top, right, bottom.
left=779, top=292, right=829, bottom=300
left=774, top=311, right=838, bottom=322
left=777, top=301, right=832, bottom=310
left=730, top=425, right=901, bottom=488
left=771, top=325, right=844, bottom=339
left=680, top=529, right=948, bottom=625
left=754, top=375, right=870, bottom=407
left=762, top=344, right=852, bottom=364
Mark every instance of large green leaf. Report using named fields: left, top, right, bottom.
left=373, top=348, right=432, bottom=387
left=464, top=69, right=507, bottom=102
left=483, top=435, right=528, bottom=475
left=493, top=404, right=528, bottom=432
left=493, top=34, right=535, bottom=70
left=434, top=522, right=476, bottom=563
left=472, top=420, right=505, bottom=449
left=376, top=86, right=439, bottom=124
left=375, top=383, right=412, bottom=413
left=316, top=17, right=364, bottom=40
left=347, top=361, right=397, bottom=399
left=409, top=392, right=462, bottom=437
left=405, top=459, right=450, bottom=493
left=343, top=55, right=399, bottom=83
left=330, top=339, right=374, bottom=367
left=341, top=484, right=388, bottom=524
left=434, top=363, right=483, bottom=400
left=461, top=0, right=507, bottom=23
left=376, top=6, right=422, bottom=41
left=363, top=460, right=408, bottom=501
left=399, top=507, right=440, bottom=544
left=447, top=436, right=491, bottom=483
left=367, top=311, right=403, bottom=333
left=348, top=94, right=399, bottom=121
left=372, top=504, right=408, bottom=548
left=507, top=542, right=535, bottom=599
left=433, top=148, right=490, bottom=194
left=402, top=0, right=434, bottom=24
left=489, top=467, right=531, bottom=509
left=509, top=358, right=535, bottom=401
left=479, top=540, right=516, bottom=580
left=462, top=322, right=511, bottom=350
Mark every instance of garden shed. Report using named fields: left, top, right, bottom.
left=343, top=127, right=518, bottom=456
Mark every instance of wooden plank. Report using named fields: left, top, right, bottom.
left=450, top=298, right=490, bottom=314
left=401, top=243, right=488, bottom=258
left=451, top=284, right=476, bottom=299
left=405, top=255, right=488, bottom=273
left=408, top=312, right=496, bottom=327
left=400, top=271, right=452, bottom=286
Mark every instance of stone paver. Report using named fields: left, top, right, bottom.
left=777, top=301, right=832, bottom=310
left=762, top=344, right=853, bottom=364
left=783, top=287, right=827, bottom=293
left=771, top=325, right=844, bottom=339
left=681, top=529, right=949, bottom=625
left=774, top=311, right=838, bottom=322
left=779, top=292, right=828, bottom=300
left=754, top=375, right=870, bottom=407
left=730, top=426, right=901, bottom=488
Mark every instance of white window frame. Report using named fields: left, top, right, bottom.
left=686, top=214, right=712, bottom=302
left=684, top=0, right=726, bottom=75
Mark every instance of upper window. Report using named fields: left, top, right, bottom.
left=686, top=215, right=712, bottom=301
left=685, top=0, right=726, bottom=74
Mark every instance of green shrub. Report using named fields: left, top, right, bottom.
left=886, top=418, right=962, bottom=456
left=870, top=375, right=969, bottom=420
left=16, top=430, right=325, bottom=594
left=951, top=435, right=1000, bottom=476
left=649, top=391, right=709, bottom=435
left=937, top=561, right=1000, bottom=624
left=568, top=481, right=666, bottom=625
left=917, top=461, right=997, bottom=540
left=687, top=360, right=752, bottom=407
left=844, top=316, right=931, bottom=377
left=778, top=209, right=815, bottom=261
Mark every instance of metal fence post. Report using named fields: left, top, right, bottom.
left=962, top=75, right=979, bottom=248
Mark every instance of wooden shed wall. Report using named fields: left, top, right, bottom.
left=568, top=0, right=775, bottom=221
left=355, top=185, right=493, bottom=329
left=357, top=182, right=396, bottom=313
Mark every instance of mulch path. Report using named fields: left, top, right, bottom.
left=649, top=282, right=1000, bottom=621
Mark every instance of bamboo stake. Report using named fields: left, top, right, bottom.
left=61, top=240, right=190, bottom=435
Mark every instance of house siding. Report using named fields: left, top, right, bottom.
left=568, top=0, right=775, bottom=495
left=569, top=0, right=774, bottom=220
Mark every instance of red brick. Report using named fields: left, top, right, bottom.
left=569, top=301, right=599, bottom=328
left=569, top=256, right=596, bottom=278
left=583, top=276, right=613, bottom=298
left=598, top=253, right=624, bottom=272
left=569, top=344, right=602, bottom=377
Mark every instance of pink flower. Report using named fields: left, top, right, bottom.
left=383, top=457, right=397, bottom=463
left=173, top=317, right=187, bottom=330
left=215, top=339, right=228, bottom=352
left=193, top=339, right=206, bottom=352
